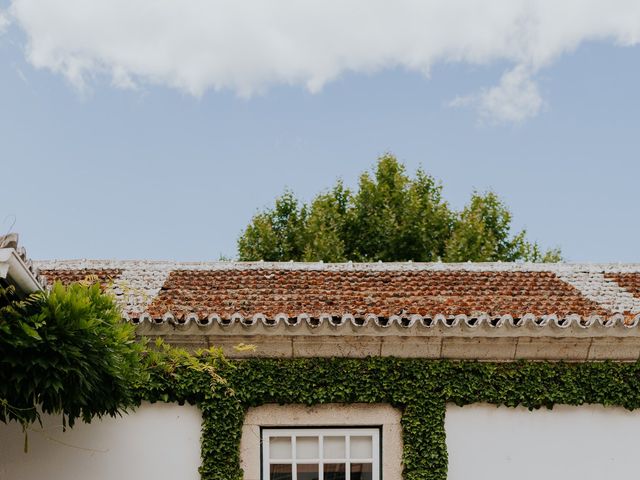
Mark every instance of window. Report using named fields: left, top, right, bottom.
left=242, top=404, right=401, bottom=480
left=262, top=427, right=380, bottom=480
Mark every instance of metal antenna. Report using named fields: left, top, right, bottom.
left=0, top=215, right=18, bottom=248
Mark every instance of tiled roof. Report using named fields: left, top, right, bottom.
left=36, top=260, right=640, bottom=329
left=604, top=273, right=640, bottom=299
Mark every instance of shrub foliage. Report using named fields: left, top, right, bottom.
left=0, top=282, right=142, bottom=427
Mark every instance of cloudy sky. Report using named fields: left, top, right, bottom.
left=1, top=0, right=639, bottom=262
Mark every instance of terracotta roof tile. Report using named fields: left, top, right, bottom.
left=605, top=273, right=640, bottom=299
left=35, top=261, right=640, bottom=324
left=40, top=268, right=121, bottom=289
left=144, top=269, right=605, bottom=319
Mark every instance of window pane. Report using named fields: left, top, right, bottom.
left=323, top=463, right=346, bottom=480
left=297, top=436, right=319, bottom=459
left=270, top=464, right=292, bottom=480
left=297, top=463, right=320, bottom=480
left=269, top=437, right=292, bottom=459
left=350, top=436, right=373, bottom=459
left=351, top=463, right=373, bottom=480
left=323, top=436, right=345, bottom=459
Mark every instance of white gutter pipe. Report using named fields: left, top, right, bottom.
left=0, top=248, right=43, bottom=294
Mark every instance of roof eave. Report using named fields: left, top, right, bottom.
left=0, top=248, right=44, bottom=294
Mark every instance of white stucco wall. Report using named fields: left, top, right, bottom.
left=446, top=403, right=640, bottom=480
left=0, top=402, right=202, bottom=480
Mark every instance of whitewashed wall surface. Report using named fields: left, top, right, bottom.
left=0, top=402, right=202, bottom=480
left=447, top=403, right=640, bottom=480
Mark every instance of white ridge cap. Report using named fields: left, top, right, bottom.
left=33, top=259, right=640, bottom=273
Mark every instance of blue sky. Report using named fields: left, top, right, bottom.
left=1, top=2, right=639, bottom=262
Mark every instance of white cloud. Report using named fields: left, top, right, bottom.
left=0, top=9, right=10, bottom=35
left=450, top=66, right=544, bottom=123
left=8, top=0, right=640, bottom=121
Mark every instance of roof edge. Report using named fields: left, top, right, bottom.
left=34, top=259, right=640, bottom=273
left=0, top=248, right=44, bottom=294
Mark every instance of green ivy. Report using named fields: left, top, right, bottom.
left=140, top=355, right=640, bottom=480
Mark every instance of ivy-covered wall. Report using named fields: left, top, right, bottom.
left=142, top=357, right=640, bottom=480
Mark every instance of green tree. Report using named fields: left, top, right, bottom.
left=303, top=182, right=351, bottom=262
left=237, top=191, right=308, bottom=262
left=237, top=154, right=561, bottom=262
left=347, top=156, right=453, bottom=261
left=445, top=191, right=561, bottom=262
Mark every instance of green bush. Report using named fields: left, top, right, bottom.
left=0, top=282, right=142, bottom=428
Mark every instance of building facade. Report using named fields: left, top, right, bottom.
left=3, top=255, right=640, bottom=479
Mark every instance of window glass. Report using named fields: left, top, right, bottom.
left=296, top=463, right=319, bottom=480
left=323, top=436, right=345, bottom=459
left=351, top=463, right=373, bottom=480
left=296, top=436, right=319, bottom=459
left=270, top=463, right=292, bottom=480
left=350, top=436, right=373, bottom=459
left=323, top=463, right=346, bottom=480
left=263, top=428, right=379, bottom=480
left=269, top=437, right=292, bottom=460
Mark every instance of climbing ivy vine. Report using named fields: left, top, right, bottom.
left=139, top=354, right=640, bottom=480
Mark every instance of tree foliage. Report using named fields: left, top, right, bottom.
left=238, top=154, right=561, bottom=262
left=0, top=282, right=143, bottom=428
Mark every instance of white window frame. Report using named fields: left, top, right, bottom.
left=261, top=427, right=381, bottom=480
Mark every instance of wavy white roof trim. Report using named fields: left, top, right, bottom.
left=130, top=311, right=640, bottom=330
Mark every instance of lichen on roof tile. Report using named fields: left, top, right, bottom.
left=34, top=260, right=640, bottom=324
